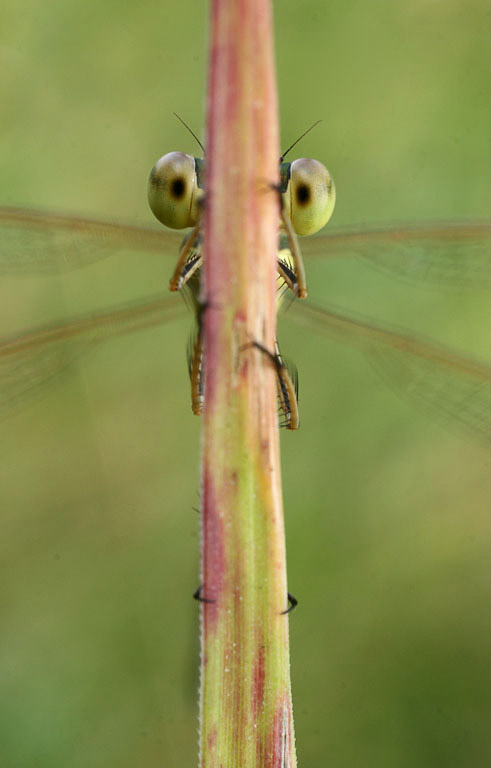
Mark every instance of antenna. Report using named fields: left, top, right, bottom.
left=280, top=120, right=322, bottom=162
left=173, top=112, right=205, bottom=155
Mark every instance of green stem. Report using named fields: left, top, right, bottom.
left=199, top=1, right=297, bottom=766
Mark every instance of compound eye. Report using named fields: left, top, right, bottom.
left=147, top=151, right=202, bottom=229
left=283, top=157, right=336, bottom=236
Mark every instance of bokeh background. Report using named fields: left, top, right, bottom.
left=0, top=0, right=489, bottom=766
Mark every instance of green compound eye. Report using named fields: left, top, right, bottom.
left=147, top=151, right=203, bottom=229
left=282, top=157, right=336, bottom=236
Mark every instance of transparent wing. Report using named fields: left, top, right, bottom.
left=2, top=208, right=489, bottom=289
left=288, top=301, right=490, bottom=442
left=301, top=221, right=490, bottom=290
left=2, top=287, right=489, bottom=442
left=2, top=209, right=489, bottom=437
left=0, top=293, right=186, bottom=418
left=0, top=207, right=182, bottom=275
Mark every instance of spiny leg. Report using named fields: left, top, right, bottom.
left=187, top=322, right=204, bottom=416
left=184, top=272, right=206, bottom=416
left=247, top=340, right=300, bottom=431
left=168, top=222, right=202, bottom=292
left=262, top=179, right=307, bottom=298
left=278, top=205, right=307, bottom=299
left=269, top=181, right=307, bottom=299
left=277, top=257, right=299, bottom=295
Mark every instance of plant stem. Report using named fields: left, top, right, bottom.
left=199, top=0, right=297, bottom=766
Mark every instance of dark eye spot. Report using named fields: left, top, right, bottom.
left=296, top=183, right=310, bottom=206
left=171, top=177, right=186, bottom=199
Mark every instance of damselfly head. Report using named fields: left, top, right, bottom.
left=279, top=121, right=336, bottom=236
left=282, top=157, right=336, bottom=236
left=147, top=151, right=204, bottom=230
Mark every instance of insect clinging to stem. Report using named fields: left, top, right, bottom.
left=147, top=115, right=336, bottom=429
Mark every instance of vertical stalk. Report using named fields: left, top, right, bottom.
left=199, top=1, right=297, bottom=767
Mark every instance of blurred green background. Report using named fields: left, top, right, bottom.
left=0, top=0, right=489, bottom=766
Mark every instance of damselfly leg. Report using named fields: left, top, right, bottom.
left=243, top=340, right=300, bottom=431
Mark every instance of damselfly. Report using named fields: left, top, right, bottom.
left=146, top=124, right=336, bottom=428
